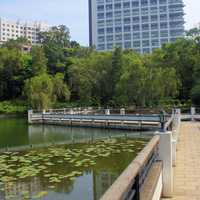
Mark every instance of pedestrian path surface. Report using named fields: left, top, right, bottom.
left=171, top=121, right=200, bottom=200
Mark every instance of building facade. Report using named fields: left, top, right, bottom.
left=0, top=18, right=49, bottom=45
left=89, top=0, right=185, bottom=53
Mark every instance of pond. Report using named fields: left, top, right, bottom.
left=0, top=118, right=151, bottom=200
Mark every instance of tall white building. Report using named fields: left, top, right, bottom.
left=89, top=0, right=185, bottom=53
left=0, top=18, right=50, bottom=45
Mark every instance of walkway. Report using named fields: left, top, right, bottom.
left=172, top=121, right=200, bottom=200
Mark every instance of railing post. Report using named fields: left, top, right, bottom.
left=157, top=131, right=173, bottom=197
left=105, top=109, right=110, bottom=115
left=28, top=109, right=33, bottom=124
left=69, top=109, right=74, bottom=115
left=160, top=110, right=166, bottom=131
left=120, top=108, right=125, bottom=115
left=191, top=107, right=195, bottom=121
left=42, top=109, right=46, bottom=123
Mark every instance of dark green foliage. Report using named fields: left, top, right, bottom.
left=1, top=26, right=200, bottom=111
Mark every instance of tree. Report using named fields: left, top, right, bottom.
left=31, top=46, right=47, bottom=76
left=38, top=25, right=71, bottom=74
left=191, top=82, right=200, bottom=105
left=0, top=48, right=29, bottom=100
left=24, top=74, right=54, bottom=110
left=2, top=37, right=30, bottom=50
left=53, top=73, right=70, bottom=101
left=186, top=27, right=200, bottom=38
left=24, top=73, right=71, bottom=109
left=115, top=52, right=146, bottom=106
left=38, top=25, right=70, bottom=48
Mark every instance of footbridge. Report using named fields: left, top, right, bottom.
left=100, top=107, right=200, bottom=200
left=28, top=108, right=168, bottom=131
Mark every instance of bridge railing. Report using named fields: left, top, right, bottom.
left=100, top=135, right=160, bottom=200
left=32, top=107, right=164, bottom=116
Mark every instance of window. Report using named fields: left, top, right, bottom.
left=133, top=32, right=140, bottom=39
left=125, top=42, right=131, bottom=48
left=151, top=23, right=158, bottom=30
left=115, top=27, right=122, bottom=33
left=160, top=31, right=168, bottom=37
left=160, top=22, right=168, bottom=29
left=124, top=18, right=131, bottom=24
left=106, top=12, right=113, bottom=18
left=107, top=27, right=113, bottom=33
left=115, top=34, right=122, bottom=41
left=133, top=17, right=139, bottom=23
left=133, top=41, right=140, bottom=47
left=160, top=14, right=167, bottom=21
left=97, top=13, right=104, bottom=19
left=97, top=5, right=104, bottom=11
left=143, top=48, right=150, bottom=53
left=142, top=40, right=150, bottom=47
left=141, top=0, right=148, bottom=6
left=115, top=18, right=122, bottom=25
left=98, top=44, right=105, bottom=50
left=150, top=0, right=157, bottom=5
left=107, top=35, right=113, bottom=41
left=133, top=25, right=140, bottom=31
left=124, top=10, right=131, bottom=16
left=106, top=4, right=112, bottom=10
left=98, top=36, right=105, bottom=42
left=151, top=15, right=158, bottom=21
left=132, top=1, right=139, bottom=7
left=152, top=39, right=159, bottom=46
left=124, top=33, right=131, bottom=40
left=142, top=24, right=149, bottom=31
left=151, top=31, right=159, bottom=38
left=107, top=43, right=114, bottom=50
left=142, top=16, right=149, bottom=23
left=124, top=26, right=131, bottom=32
left=114, top=3, right=121, bottom=9
left=123, top=2, right=130, bottom=8
left=98, top=28, right=105, bottom=34
left=115, top=10, right=122, bottom=17
left=142, top=32, right=149, bottom=38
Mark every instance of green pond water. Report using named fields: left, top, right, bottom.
left=0, top=118, right=150, bottom=200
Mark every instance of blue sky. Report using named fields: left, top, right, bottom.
left=0, top=0, right=199, bottom=46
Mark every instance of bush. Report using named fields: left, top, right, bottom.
left=0, top=101, right=27, bottom=114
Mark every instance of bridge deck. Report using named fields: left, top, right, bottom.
left=167, top=122, right=200, bottom=200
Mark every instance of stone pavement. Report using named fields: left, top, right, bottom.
left=165, top=121, right=200, bottom=200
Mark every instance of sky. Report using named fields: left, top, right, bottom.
left=0, top=0, right=199, bottom=46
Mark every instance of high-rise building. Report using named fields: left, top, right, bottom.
left=89, top=0, right=185, bottom=53
left=0, top=18, right=50, bottom=45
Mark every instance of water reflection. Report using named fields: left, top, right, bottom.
left=0, top=170, right=119, bottom=200
left=0, top=118, right=152, bottom=150
left=28, top=124, right=151, bottom=147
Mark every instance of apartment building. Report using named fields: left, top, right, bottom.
left=89, top=0, right=185, bottom=53
left=0, top=18, right=49, bottom=45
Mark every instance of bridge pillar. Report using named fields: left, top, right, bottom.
left=28, top=110, right=33, bottom=124
left=191, top=107, right=196, bottom=121
left=105, top=109, right=110, bottom=115
left=120, top=108, right=125, bottom=115
left=157, top=131, right=173, bottom=197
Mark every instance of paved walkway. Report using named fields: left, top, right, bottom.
left=172, top=121, right=200, bottom=200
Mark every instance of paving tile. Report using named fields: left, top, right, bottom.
left=171, top=122, right=200, bottom=200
